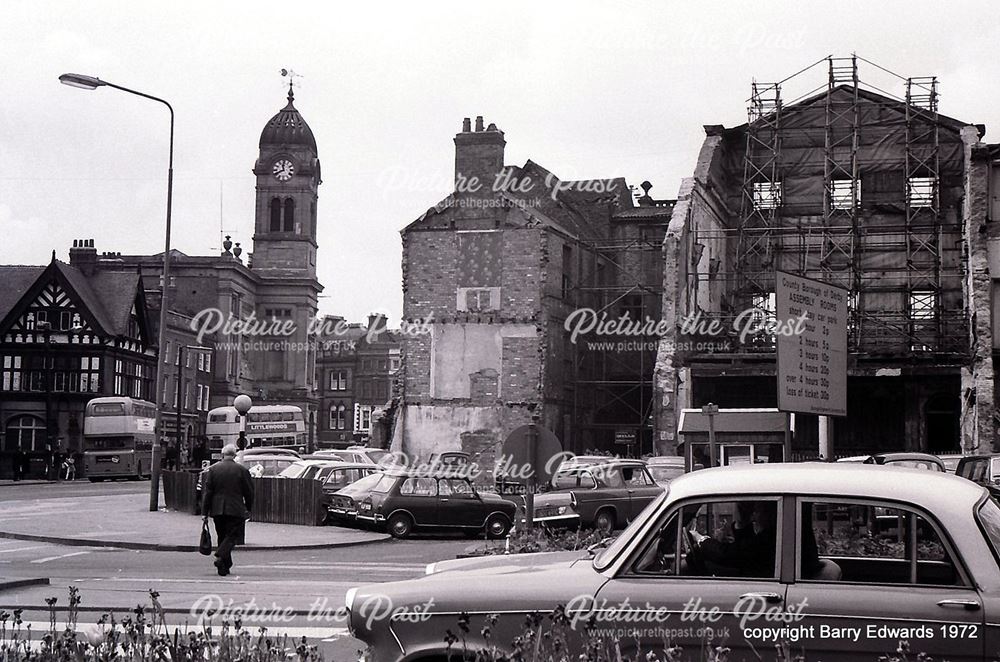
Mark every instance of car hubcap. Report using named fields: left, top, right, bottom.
left=489, top=519, right=505, bottom=536
left=392, top=519, right=408, bottom=535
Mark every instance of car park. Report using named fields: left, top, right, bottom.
left=348, top=464, right=1000, bottom=662
left=355, top=469, right=516, bottom=539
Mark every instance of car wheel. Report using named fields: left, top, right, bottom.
left=485, top=514, right=511, bottom=539
left=387, top=513, right=414, bottom=539
left=594, top=509, right=615, bottom=534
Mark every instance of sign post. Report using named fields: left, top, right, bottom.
left=775, top=271, right=848, bottom=456
left=701, top=403, right=719, bottom=467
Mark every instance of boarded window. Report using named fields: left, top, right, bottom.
left=457, top=232, right=501, bottom=287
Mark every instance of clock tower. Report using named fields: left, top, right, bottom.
left=247, top=83, right=323, bottom=421
left=252, top=84, right=321, bottom=278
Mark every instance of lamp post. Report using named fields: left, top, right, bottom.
left=59, top=73, right=174, bottom=511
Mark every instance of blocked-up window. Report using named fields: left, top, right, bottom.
left=752, top=181, right=782, bottom=210
left=457, top=231, right=501, bottom=288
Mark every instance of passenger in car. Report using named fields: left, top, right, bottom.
left=694, top=501, right=777, bottom=578
left=800, top=507, right=842, bottom=581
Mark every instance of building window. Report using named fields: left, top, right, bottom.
left=114, top=359, right=124, bottom=395
left=283, top=198, right=295, bottom=232
left=329, top=403, right=346, bottom=430
left=909, top=290, right=936, bottom=352
left=329, top=370, right=347, bottom=391
left=830, top=178, right=859, bottom=211
left=910, top=290, right=936, bottom=320
left=163, top=341, right=171, bottom=364
left=907, top=176, right=936, bottom=208
left=270, top=198, right=282, bottom=232
left=3, top=415, right=45, bottom=451
left=356, top=405, right=373, bottom=433
left=752, top=181, right=782, bottom=210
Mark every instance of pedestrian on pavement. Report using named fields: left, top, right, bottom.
left=200, top=444, right=253, bottom=576
left=61, top=455, right=76, bottom=481
left=12, top=446, right=26, bottom=481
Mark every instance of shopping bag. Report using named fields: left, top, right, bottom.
left=198, top=517, right=213, bottom=556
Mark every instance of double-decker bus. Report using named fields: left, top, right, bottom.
left=83, top=397, right=156, bottom=481
left=205, top=404, right=306, bottom=458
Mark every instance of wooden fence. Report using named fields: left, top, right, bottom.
left=162, top=471, right=325, bottom=526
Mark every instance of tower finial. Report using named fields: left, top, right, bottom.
left=280, top=68, right=302, bottom=105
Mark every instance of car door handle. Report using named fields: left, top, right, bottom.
left=936, top=599, right=981, bottom=611
left=440, top=498, right=449, bottom=502
left=739, top=592, right=783, bottom=604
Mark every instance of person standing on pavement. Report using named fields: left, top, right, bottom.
left=200, top=444, right=253, bottom=576
left=12, top=446, right=25, bottom=481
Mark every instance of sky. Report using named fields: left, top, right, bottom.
left=2, top=1, right=999, bottom=325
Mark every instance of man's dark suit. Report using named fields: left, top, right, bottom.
left=201, top=457, right=254, bottom=574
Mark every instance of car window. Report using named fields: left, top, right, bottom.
left=400, top=477, right=437, bottom=496
left=439, top=478, right=475, bottom=497
left=552, top=469, right=597, bottom=490
left=632, top=499, right=781, bottom=580
left=977, top=499, right=1000, bottom=566
left=800, top=500, right=963, bottom=586
left=623, top=467, right=654, bottom=487
left=600, top=467, right=625, bottom=488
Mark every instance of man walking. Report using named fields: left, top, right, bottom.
left=201, top=444, right=253, bottom=576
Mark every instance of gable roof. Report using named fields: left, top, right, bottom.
left=0, top=260, right=145, bottom=338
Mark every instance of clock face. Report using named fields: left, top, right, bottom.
left=272, top=159, right=294, bottom=181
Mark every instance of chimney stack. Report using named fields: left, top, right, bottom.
left=454, top=115, right=505, bottom=193
left=69, top=239, right=98, bottom=276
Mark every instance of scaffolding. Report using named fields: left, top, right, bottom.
left=569, top=198, right=672, bottom=456
left=713, top=55, right=965, bottom=357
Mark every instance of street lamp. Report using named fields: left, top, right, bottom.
left=60, top=73, right=174, bottom=511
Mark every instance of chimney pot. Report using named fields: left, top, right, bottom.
left=462, top=117, right=471, bottom=132
left=475, top=116, right=484, bottom=132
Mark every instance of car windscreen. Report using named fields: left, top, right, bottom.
left=594, top=489, right=668, bottom=571
left=366, top=450, right=388, bottom=463
left=340, top=472, right=388, bottom=496
left=278, top=463, right=308, bottom=479
left=648, top=465, right=685, bottom=482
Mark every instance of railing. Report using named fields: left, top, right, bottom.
left=162, top=471, right=325, bottom=526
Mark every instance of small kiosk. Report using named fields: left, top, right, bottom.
left=677, top=408, right=790, bottom=471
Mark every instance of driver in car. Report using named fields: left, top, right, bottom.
left=687, top=501, right=777, bottom=578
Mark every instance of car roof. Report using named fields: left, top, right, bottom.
left=239, top=454, right=297, bottom=461
left=667, top=463, right=986, bottom=515
left=646, top=456, right=685, bottom=465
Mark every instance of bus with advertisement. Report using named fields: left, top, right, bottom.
left=205, top=404, right=306, bottom=458
left=83, top=397, right=156, bottom=481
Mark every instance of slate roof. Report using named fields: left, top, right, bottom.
left=0, top=260, right=142, bottom=337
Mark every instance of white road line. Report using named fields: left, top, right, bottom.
left=31, top=551, right=92, bottom=564
left=0, top=545, right=49, bottom=555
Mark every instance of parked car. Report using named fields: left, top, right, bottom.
left=237, top=447, right=301, bottom=459
left=348, top=464, right=999, bottom=662
left=316, top=462, right=377, bottom=511
left=312, top=447, right=391, bottom=466
left=235, top=453, right=299, bottom=477
left=531, top=459, right=663, bottom=532
left=955, top=453, right=1000, bottom=499
left=355, top=469, right=516, bottom=539
left=645, top=456, right=686, bottom=485
left=328, top=471, right=388, bottom=524
left=837, top=451, right=946, bottom=471
left=936, top=453, right=964, bottom=473
left=277, top=459, right=349, bottom=480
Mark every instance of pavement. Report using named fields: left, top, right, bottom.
left=0, top=483, right=389, bottom=553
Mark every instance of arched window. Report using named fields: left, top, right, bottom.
left=269, top=198, right=282, bottom=232
left=329, top=404, right=337, bottom=430
left=283, top=198, right=296, bottom=232
left=4, top=415, right=45, bottom=451
left=337, top=405, right=346, bottom=430
left=329, top=403, right=346, bottom=430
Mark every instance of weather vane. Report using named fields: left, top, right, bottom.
left=280, top=68, right=303, bottom=93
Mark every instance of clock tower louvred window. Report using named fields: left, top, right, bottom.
left=270, top=198, right=282, bottom=232
left=283, top=198, right=295, bottom=232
